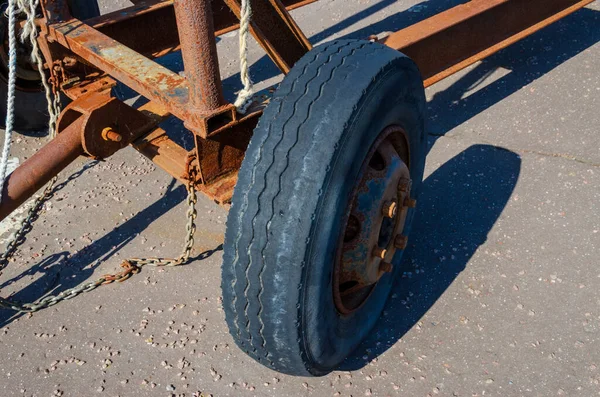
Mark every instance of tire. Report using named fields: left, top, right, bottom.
left=0, top=77, right=52, bottom=132
left=0, top=2, right=47, bottom=132
left=222, top=39, right=426, bottom=376
left=0, top=1, right=99, bottom=132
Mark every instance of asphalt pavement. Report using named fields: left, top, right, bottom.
left=0, top=1, right=598, bottom=396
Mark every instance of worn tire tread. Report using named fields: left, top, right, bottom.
left=222, top=39, right=424, bottom=375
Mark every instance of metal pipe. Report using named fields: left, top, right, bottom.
left=173, top=0, right=226, bottom=113
left=0, top=117, right=85, bottom=221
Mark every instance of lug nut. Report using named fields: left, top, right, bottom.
left=382, top=200, right=397, bottom=218
left=404, top=197, right=417, bottom=208
left=372, top=246, right=387, bottom=259
left=398, top=179, right=410, bottom=193
left=379, top=261, right=393, bottom=273
left=394, top=235, right=408, bottom=250
left=102, top=127, right=122, bottom=142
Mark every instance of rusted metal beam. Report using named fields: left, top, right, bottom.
left=85, top=0, right=318, bottom=60
left=48, top=17, right=245, bottom=137
left=89, top=1, right=181, bottom=59
left=0, top=90, right=172, bottom=222
left=132, top=123, right=252, bottom=204
left=280, top=0, right=318, bottom=11
left=382, top=0, right=595, bottom=87
left=132, top=128, right=192, bottom=184
left=57, top=92, right=156, bottom=159
left=222, top=0, right=311, bottom=73
left=0, top=117, right=85, bottom=222
left=49, top=20, right=198, bottom=127
left=173, top=0, right=227, bottom=114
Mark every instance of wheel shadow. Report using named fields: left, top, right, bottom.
left=340, top=143, right=521, bottom=370
left=334, top=2, right=599, bottom=370
left=0, top=171, right=222, bottom=328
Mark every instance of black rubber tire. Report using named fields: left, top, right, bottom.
left=0, top=77, right=48, bottom=132
left=222, top=40, right=426, bottom=376
left=0, top=1, right=99, bottom=132
left=0, top=4, right=47, bottom=132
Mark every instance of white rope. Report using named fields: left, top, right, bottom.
left=0, top=0, right=19, bottom=203
left=0, top=0, right=60, bottom=206
left=233, top=0, right=254, bottom=113
left=18, top=0, right=60, bottom=138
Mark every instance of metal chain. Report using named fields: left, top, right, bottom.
left=0, top=170, right=198, bottom=312
left=0, top=175, right=57, bottom=274
left=0, top=0, right=62, bottom=290
left=127, top=170, right=198, bottom=268
left=0, top=3, right=200, bottom=312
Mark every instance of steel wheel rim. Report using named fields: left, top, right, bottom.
left=333, top=125, right=413, bottom=315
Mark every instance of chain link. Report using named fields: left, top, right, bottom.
left=0, top=170, right=198, bottom=312
left=0, top=175, right=57, bottom=274
left=0, top=3, right=200, bottom=312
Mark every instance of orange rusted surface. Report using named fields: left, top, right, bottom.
left=173, top=0, right=226, bottom=113
left=50, top=19, right=201, bottom=127
left=0, top=117, right=85, bottom=222
left=382, top=0, right=595, bottom=87
left=197, top=172, right=238, bottom=204
left=83, top=0, right=317, bottom=60
left=132, top=128, right=193, bottom=184
left=28, top=0, right=594, bottom=210
left=57, top=91, right=156, bottom=158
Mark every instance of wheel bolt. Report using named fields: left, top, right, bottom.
left=394, top=235, right=408, bottom=250
left=382, top=200, right=397, bottom=218
left=379, top=261, right=393, bottom=273
left=404, top=197, right=417, bottom=208
left=372, top=246, right=387, bottom=259
left=398, top=179, right=410, bottom=193
left=102, top=127, right=122, bottom=142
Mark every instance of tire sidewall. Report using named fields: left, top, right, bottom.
left=0, top=8, right=49, bottom=132
left=302, top=58, right=426, bottom=373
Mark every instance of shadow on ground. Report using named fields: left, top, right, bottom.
left=337, top=2, right=599, bottom=371
left=340, top=143, right=521, bottom=370
left=0, top=0, right=598, bottom=364
left=222, top=2, right=600, bottom=109
left=0, top=176, right=222, bottom=328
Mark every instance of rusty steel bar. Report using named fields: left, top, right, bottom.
left=85, top=0, right=318, bottom=60
left=50, top=20, right=196, bottom=124
left=223, top=0, right=311, bottom=73
left=0, top=117, right=85, bottom=222
left=382, top=0, right=595, bottom=88
left=89, top=1, right=182, bottom=59
left=173, top=0, right=226, bottom=113
left=132, top=128, right=192, bottom=184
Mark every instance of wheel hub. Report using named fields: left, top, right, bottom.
left=334, top=126, right=415, bottom=314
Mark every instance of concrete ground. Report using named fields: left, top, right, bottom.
left=0, top=0, right=599, bottom=396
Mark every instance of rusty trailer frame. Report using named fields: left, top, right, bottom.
left=0, top=0, right=595, bottom=218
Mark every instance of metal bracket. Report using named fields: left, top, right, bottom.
left=57, top=91, right=156, bottom=159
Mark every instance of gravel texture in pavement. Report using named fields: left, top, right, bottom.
left=0, top=1, right=598, bottom=396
